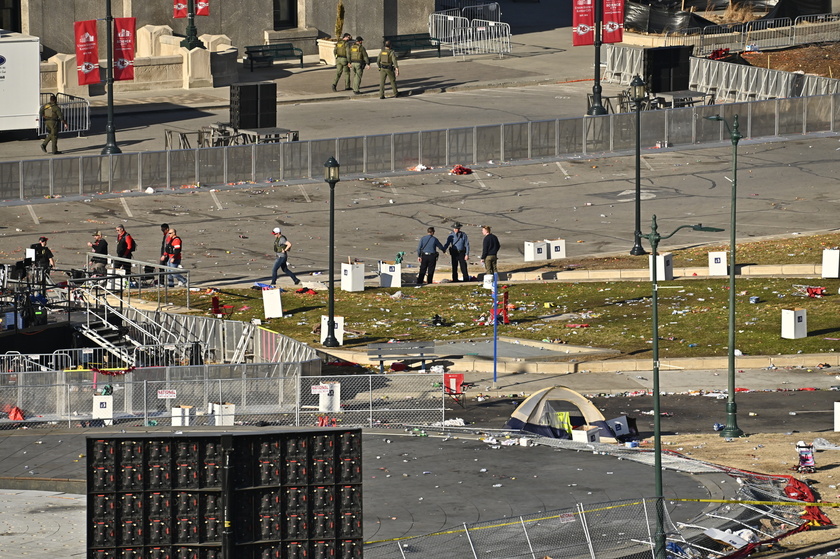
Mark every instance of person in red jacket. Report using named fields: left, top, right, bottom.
left=160, top=228, right=187, bottom=287
left=115, top=224, right=135, bottom=274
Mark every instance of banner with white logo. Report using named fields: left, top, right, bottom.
left=74, top=20, right=101, bottom=86
left=196, top=0, right=210, bottom=16
left=602, top=0, right=625, bottom=44
left=572, top=0, right=595, bottom=46
left=114, top=17, right=136, bottom=81
left=174, top=0, right=187, bottom=18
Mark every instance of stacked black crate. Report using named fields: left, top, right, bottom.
left=86, top=429, right=363, bottom=559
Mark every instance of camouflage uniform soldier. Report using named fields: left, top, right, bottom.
left=39, top=94, right=68, bottom=155
left=349, top=37, right=369, bottom=95
left=332, top=33, right=353, bottom=92
left=377, top=41, right=400, bottom=99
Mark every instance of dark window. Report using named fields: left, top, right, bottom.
left=273, top=0, right=297, bottom=29
left=0, top=0, right=21, bottom=33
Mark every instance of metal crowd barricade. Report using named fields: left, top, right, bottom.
left=429, top=12, right=469, bottom=45
left=461, top=2, right=502, bottom=22
left=793, top=14, right=840, bottom=45
left=743, top=17, right=793, bottom=51
left=452, top=19, right=511, bottom=57
left=37, top=92, right=90, bottom=137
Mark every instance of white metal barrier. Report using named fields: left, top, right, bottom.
left=461, top=2, right=501, bottom=22
left=743, top=17, right=793, bottom=51
left=430, top=12, right=469, bottom=45
left=38, top=92, right=90, bottom=137
left=452, top=19, right=511, bottom=57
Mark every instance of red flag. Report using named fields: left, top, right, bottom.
left=174, top=0, right=187, bottom=18
left=196, top=0, right=210, bottom=16
left=572, top=0, right=595, bottom=46
left=603, top=0, right=625, bottom=44
left=113, top=17, right=136, bottom=81
left=74, top=20, right=101, bottom=86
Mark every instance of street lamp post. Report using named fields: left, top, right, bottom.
left=629, top=75, right=647, bottom=256
left=322, top=157, right=341, bottom=348
left=180, top=0, right=206, bottom=50
left=587, top=0, right=607, bottom=115
left=101, top=0, right=122, bottom=155
left=705, top=114, right=745, bottom=439
left=641, top=215, right=724, bottom=559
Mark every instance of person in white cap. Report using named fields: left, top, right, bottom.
left=270, top=227, right=300, bottom=286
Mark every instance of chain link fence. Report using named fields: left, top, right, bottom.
left=0, top=369, right=443, bottom=429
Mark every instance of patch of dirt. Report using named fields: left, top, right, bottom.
left=741, top=43, right=840, bottom=78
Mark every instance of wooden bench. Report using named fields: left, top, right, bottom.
left=367, top=341, right=437, bottom=374
left=383, top=33, right=441, bottom=58
left=244, top=43, right=304, bottom=71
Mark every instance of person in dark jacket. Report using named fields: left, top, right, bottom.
left=480, top=225, right=501, bottom=277
left=87, top=230, right=109, bottom=275
left=160, top=223, right=170, bottom=258
left=30, top=236, right=55, bottom=271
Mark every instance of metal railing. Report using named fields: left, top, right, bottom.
left=37, top=92, right=90, bottom=137
left=452, top=19, right=511, bottom=57
left=0, top=345, right=201, bottom=375
left=0, top=371, right=443, bottom=428
left=4, top=94, right=840, bottom=201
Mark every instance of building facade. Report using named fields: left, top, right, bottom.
left=7, top=0, right=433, bottom=58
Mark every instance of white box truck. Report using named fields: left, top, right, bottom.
left=0, top=30, right=41, bottom=132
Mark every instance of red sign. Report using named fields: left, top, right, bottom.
left=74, top=20, right=101, bottom=86
left=196, top=0, right=210, bottom=16
left=113, top=17, right=136, bottom=81
left=174, top=0, right=187, bottom=18
left=572, top=0, right=595, bottom=46
left=603, top=0, right=625, bottom=44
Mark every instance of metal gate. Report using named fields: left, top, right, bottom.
left=452, top=19, right=511, bottom=57
left=38, top=92, right=91, bottom=137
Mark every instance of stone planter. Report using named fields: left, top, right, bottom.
left=317, top=39, right=337, bottom=65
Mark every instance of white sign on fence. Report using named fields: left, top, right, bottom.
left=311, top=384, right=331, bottom=394
left=157, top=389, right=177, bottom=399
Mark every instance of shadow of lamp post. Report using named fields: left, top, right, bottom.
left=705, top=114, right=745, bottom=439
left=641, top=214, right=724, bottom=559
left=630, top=75, right=647, bottom=256
left=323, top=156, right=341, bottom=348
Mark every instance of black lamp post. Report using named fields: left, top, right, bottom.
left=642, top=215, right=723, bottom=559
left=705, top=114, right=745, bottom=439
left=180, top=0, right=206, bottom=50
left=587, top=0, right=607, bottom=115
left=101, top=0, right=122, bottom=155
left=323, top=157, right=341, bottom=348
left=629, top=75, right=647, bottom=256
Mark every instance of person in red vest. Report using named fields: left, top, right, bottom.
left=115, top=224, right=135, bottom=274
left=161, top=228, right=187, bottom=287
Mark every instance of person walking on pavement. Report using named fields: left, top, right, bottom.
left=416, top=227, right=445, bottom=285
left=480, top=225, right=501, bottom=278
left=332, top=33, right=353, bottom=92
left=377, top=40, right=400, bottom=99
left=115, top=224, right=135, bottom=275
left=442, top=222, right=470, bottom=282
left=39, top=94, right=68, bottom=155
left=87, top=231, right=109, bottom=276
left=161, top=228, right=187, bottom=287
left=270, top=227, right=301, bottom=286
left=30, top=236, right=55, bottom=272
left=160, top=223, right=170, bottom=258
left=349, top=37, right=369, bottom=95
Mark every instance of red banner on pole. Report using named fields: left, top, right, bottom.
left=572, top=0, right=595, bottom=46
left=602, top=0, right=625, bottom=44
left=196, top=0, right=210, bottom=16
left=74, top=20, right=101, bottom=86
left=174, top=0, right=187, bottom=18
left=113, top=17, right=136, bottom=81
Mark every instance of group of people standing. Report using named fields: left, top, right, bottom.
left=332, top=34, right=400, bottom=99
left=30, top=223, right=187, bottom=288
left=415, top=223, right=501, bottom=285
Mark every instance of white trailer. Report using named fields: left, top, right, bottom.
left=0, top=30, right=41, bottom=132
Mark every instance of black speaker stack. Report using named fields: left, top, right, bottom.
left=86, top=429, right=363, bottom=559
left=230, top=82, right=277, bottom=129
left=643, top=46, right=693, bottom=94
